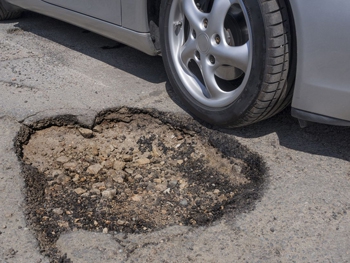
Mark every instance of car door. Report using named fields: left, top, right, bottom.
left=43, top=0, right=121, bottom=25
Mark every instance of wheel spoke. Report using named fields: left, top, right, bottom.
left=212, top=41, right=250, bottom=72
left=181, top=0, right=206, bottom=31
left=208, top=0, right=238, bottom=35
left=201, top=61, right=223, bottom=99
left=180, top=37, right=197, bottom=67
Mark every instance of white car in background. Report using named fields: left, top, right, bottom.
left=1, top=0, right=349, bottom=127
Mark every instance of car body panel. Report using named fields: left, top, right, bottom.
left=4, top=0, right=157, bottom=55
left=121, top=0, right=149, bottom=33
left=289, top=0, right=350, bottom=123
left=42, top=0, right=122, bottom=25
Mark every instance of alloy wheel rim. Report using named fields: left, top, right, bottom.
left=168, top=0, right=253, bottom=108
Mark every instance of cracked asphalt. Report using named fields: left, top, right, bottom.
left=1, top=12, right=350, bottom=263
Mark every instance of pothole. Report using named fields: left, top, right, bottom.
left=15, top=108, right=266, bottom=262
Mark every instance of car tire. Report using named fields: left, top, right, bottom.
left=160, top=0, right=294, bottom=127
left=0, top=0, right=22, bottom=21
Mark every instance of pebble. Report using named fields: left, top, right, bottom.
left=56, top=156, right=70, bottom=164
left=125, top=168, right=134, bottom=174
left=81, top=192, right=90, bottom=197
left=79, top=128, right=94, bottom=138
left=72, top=174, right=80, bottom=182
left=74, top=188, right=87, bottom=195
left=90, top=189, right=101, bottom=195
left=87, top=164, right=103, bottom=175
left=103, top=228, right=108, bottom=234
left=52, top=208, right=63, bottom=215
left=63, top=162, right=77, bottom=170
left=58, top=221, right=69, bottom=228
left=152, top=146, right=161, bottom=157
left=102, top=189, right=117, bottom=199
left=103, top=160, right=114, bottom=169
left=113, top=161, right=126, bottom=170
left=117, top=220, right=126, bottom=226
left=179, top=199, right=188, bottom=207
left=93, top=125, right=103, bottom=133
left=153, top=178, right=162, bottom=184
left=91, top=147, right=99, bottom=156
left=56, top=175, right=71, bottom=185
left=179, top=182, right=188, bottom=190
left=53, top=185, right=63, bottom=191
left=136, top=158, right=150, bottom=165
left=51, top=170, right=63, bottom=178
left=147, top=182, right=155, bottom=191
left=155, top=183, right=168, bottom=192
left=134, top=174, right=143, bottom=180
left=122, top=155, right=133, bottom=162
left=131, top=195, right=142, bottom=202
left=112, top=175, right=125, bottom=184
left=92, top=182, right=105, bottom=189
left=168, top=180, right=178, bottom=188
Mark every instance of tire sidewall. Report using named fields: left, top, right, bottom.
left=160, top=0, right=267, bottom=126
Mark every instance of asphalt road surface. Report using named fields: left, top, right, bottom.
left=1, top=12, right=350, bottom=263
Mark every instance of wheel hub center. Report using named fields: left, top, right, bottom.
left=197, top=33, right=210, bottom=53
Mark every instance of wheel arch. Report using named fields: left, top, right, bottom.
left=147, top=0, right=162, bottom=51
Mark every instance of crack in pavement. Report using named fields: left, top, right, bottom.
left=18, top=107, right=97, bottom=123
left=0, top=79, right=39, bottom=91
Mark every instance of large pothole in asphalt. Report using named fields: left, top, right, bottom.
left=15, top=108, right=266, bottom=261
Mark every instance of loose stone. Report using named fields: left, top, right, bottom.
left=125, top=168, right=134, bottom=174
left=134, top=174, right=143, bottom=180
left=93, top=125, right=103, bottom=133
left=113, top=161, right=126, bottom=170
left=74, top=188, right=87, bottom=195
left=56, top=175, right=71, bottom=185
left=179, top=199, right=188, bottom=207
left=117, top=220, right=126, bottom=226
left=136, top=158, right=150, bottom=165
left=169, top=180, right=178, bottom=188
left=131, top=195, right=142, bottom=202
left=112, top=174, right=125, bottom=184
left=51, top=170, right=63, bottom=178
left=155, top=183, right=168, bottom=192
left=87, top=164, right=103, bottom=175
left=103, top=160, right=114, bottom=169
left=78, top=128, right=94, bottom=138
left=122, top=155, right=133, bottom=162
left=52, top=208, right=63, bottom=215
left=63, top=162, right=77, bottom=170
left=102, top=189, right=117, bottom=199
left=56, top=156, right=70, bottom=164
left=92, top=182, right=105, bottom=189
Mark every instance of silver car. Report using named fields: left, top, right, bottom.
left=1, top=0, right=349, bottom=127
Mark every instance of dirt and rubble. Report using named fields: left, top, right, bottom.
left=15, top=109, right=266, bottom=262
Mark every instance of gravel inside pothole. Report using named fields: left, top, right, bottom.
left=17, top=109, right=265, bottom=261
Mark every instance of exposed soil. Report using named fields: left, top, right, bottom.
left=16, top=108, right=266, bottom=262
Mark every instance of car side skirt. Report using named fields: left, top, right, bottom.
left=292, top=108, right=350, bottom=127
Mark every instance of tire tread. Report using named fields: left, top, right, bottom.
left=236, top=0, right=293, bottom=126
left=0, top=1, right=22, bottom=21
